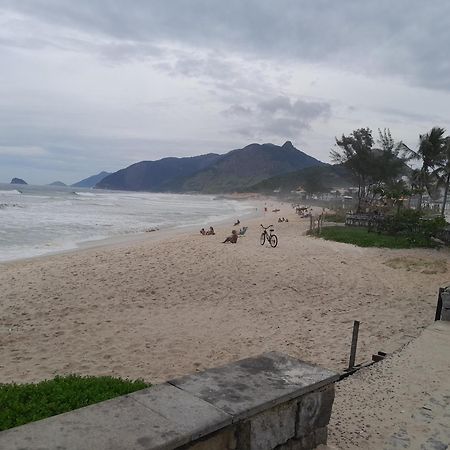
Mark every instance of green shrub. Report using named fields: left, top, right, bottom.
left=319, top=226, right=436, bottom=248
left=0, top=375, right=149, bottom=431
left=323, top=211, right=346, bottom=223
left=379, top=210, right=447, bottom=246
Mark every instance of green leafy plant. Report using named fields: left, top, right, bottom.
left=319, top=226, right=439, bottom=248
left=0, top=375, right=149, bottom=431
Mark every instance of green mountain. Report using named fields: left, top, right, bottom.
left=97, top=154, right=221, bottom=191
left=244, top=164, right=352, bottom=194
left=96, top=141, right=324, bottom=193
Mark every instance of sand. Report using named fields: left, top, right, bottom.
left=1, top=203, right=449, bottom=386
left=329, top=320, right=450, bottom=449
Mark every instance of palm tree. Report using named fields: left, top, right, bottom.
left=403, top=127, right=446, bottom=210
left=432, top=136, right=450, bottom=216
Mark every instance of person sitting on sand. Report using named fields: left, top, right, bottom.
left=200, top=228, right=206, bottom=235
left=278, top=217, right=283, bottom=223
left=234, top=219, right=240, bottom=226
left=223, top=229, right=238, bottom=243
left=206, top=226, right=215, bottom=235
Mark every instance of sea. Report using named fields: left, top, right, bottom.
left=0, top=184, right=257, bottom=262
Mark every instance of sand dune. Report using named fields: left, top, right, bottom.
left=1, top=204, right=449, bottom=384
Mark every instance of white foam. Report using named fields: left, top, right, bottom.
left=0, top=188, right=256, bottom=262
left=0, top=189, right=21, bottom=195
left=73, top=191, right=97, bottom=197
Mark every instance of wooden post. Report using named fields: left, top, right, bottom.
left=435, top=287, right=443, bottom=321
left=347, top=320, right=360, bottom=370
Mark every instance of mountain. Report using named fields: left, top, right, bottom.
left=48, top=181, right=67, bottom=187
left=96, top=141, right=323, bottom=193
left=96, top=154, right=221, bottom=191
left=10, top=178, right=27, bottom=185
left=244, top=164, right=352, bottom=194
left=178, top=141, right=323, bottom=193
left=72, top=171, right=111, bottom=188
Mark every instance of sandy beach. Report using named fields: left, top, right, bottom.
left=1, top=203, right=449, bottom=387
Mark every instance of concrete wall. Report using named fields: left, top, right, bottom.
left=439, top=289, right=450, bottom=321
left=0, top=352, right=338, bottom=450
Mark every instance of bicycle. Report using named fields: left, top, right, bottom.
left=260, top=224, right=278, bottom=248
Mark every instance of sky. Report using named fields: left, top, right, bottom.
left=1, top=1, right=450, bottom=185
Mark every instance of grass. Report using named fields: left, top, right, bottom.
left=323, top=212, right=346, bottom=223
left=319, top=226, right=435, bottom=248
left=0, top=375, right=149, bottom=431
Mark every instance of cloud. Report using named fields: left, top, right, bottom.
left=227, top=96, right=331, bottom=138
left=2, top=0, right=450, bottom=91
left=0, top=1, right=449, bottom=183
left=222, top=104, right=253, bottom=117
left=0, top=145, right=49, bottom=157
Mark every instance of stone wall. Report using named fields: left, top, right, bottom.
left=0, top=352, right=338, bottom=450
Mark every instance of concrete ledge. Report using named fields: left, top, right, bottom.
left=0, top=352, right=338, bottom=450
left=169, top=352, right=339, bottom=419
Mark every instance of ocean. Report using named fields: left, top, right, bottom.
left=0, top=184, right=256, bottom=262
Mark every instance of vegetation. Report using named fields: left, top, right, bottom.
left=0, top=375, right=149, bottom=431
left=402, top=127, right=447, bottom=211
left=330, top=128, right=408, bottom=212
left=323, top=209, right=347, bottom=223
left=243, top=164, right=352, bottom=194
left=328, top=125, right=450, bottom=217
left=432, top=137, right=450, bottom=215
left=319, top=226, right=437, bottom=249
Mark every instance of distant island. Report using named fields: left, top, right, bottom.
left=10, top=178, right=27, bottom=185
left=48, top=181, right=67, bottom=187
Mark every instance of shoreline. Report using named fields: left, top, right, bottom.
left=2, top=201, right=449, bottom=386
left=0, top=195, right=269, bottom=267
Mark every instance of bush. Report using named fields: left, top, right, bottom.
left=0, top=375, right=149, bottom=431
left=378, top=210, right=447, bottom=246
left=323, top=210, right=347, bottom=223
left=319, top=226, right=421, bottom=248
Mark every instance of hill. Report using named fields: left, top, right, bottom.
left=244, top=164, right=352, bottom=194
left=96, top=154, right=221, bottom=191
left=177, top=141, right=323, bottom=193
left=96, top=141, right=323, bottom=193
left=48, top=181, right=67, bottom=187
left=10, top=178, right=27, bottom=185
left=72, top=171, right=111, bottom=188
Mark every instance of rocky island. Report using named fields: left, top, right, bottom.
left=10, top=178, right=27, bottom=185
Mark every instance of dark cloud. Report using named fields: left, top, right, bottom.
left=2, top=0, right=450, bottom=90
left=1, top=0, right=450, bottom=183
left=222, top=104, right=253, bottom=117
left=228, top=96, right=331, bottom=139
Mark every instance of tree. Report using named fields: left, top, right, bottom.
left=331, top=128, right=374, bottom=212
left=368, top=129, right=409, bottom=196
left=402, top=127, right=446, bottom=210
left=432, top=136, right=450, bottom=216
left=331, top=128, right=407, bottom=212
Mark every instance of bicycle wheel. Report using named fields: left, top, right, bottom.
left=269, top=234, right=278, bottom=248
left=260, top=232, right=266, bottom=245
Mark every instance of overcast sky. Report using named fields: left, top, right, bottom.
left=1, top=0, right=450, bottom=184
